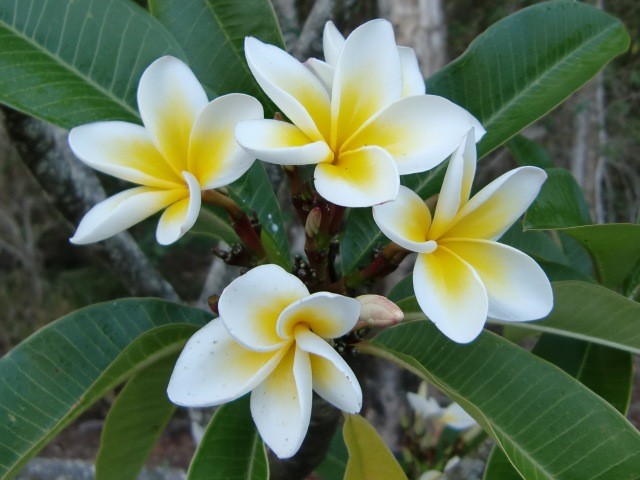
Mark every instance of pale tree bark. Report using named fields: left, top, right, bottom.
left=378, top=0, right=447, bottom=76
left=2, top=108, right=180, bottom=302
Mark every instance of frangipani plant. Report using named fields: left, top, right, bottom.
left=0, top=2, right=639, bottom=480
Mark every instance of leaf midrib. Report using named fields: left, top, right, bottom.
left=0, top=4, right=140, bottom=119
left=479, top=22, right=621, bottom=149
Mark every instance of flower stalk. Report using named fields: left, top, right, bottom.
left=201, top=189, right=266, bottom=261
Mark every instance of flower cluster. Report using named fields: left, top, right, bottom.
left=67, top=18, right=552, bottom=458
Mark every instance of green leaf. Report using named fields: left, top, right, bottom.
left=395, top=280, right=640, bottom=354
left=500, top=222, right=568, bottom=265
left=340, top=1, right=629, bottom=275
left=186, top=396, right=268, bottom=480
left=0, top=299, right=210, bottom=479
left=559, top=224, right=640, bottom=288
left=149, top=0, right=283, bottom=113
left=229, top=162, right=290, bottom=268
left=483, top=448, right=524, bottom=480
left=366, top=322, right=640, bottom=479
left=532, top=336, right=633, bottom=415
left=0, top=0, right=186, bottom=129
left=315, top=429, right=348, bottom=480
left=343, top=414, right=407, bottom=480
left=428, top=1, right=629, bottom=158
left=486, top=325, right=633, bottom=479
left=95, top=355, right=178, bottom=480
left=190, top=205, right=241, bottom=244
left=507, top=135, right=554, bottom=169
left=525, top=168, right=592, bottom=228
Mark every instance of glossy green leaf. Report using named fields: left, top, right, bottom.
left=500, top=222, right=568, bottom=265
left=366, top=322, right=640, bottom=479
left=428, top=1, right=629, bottom=158
left=95, top=355, right=178, bottom=480
left=559, top=224, right=640, bottom=288
left=525, top=168, right=592, bottom=228
left=485, top=327, right=633, bottom=479
left=483, top=448, right=524, bottom=480
left=394, top=280, right=640, bottom=354
left=0, top=299, right=210, bottom=480
left=0, top=0, right=185, bottom=129
left=190, top=205, right=241, bottom=244
left=507, top=135, right=554, bottom=169
left=340, top=1, right=628, bottom=275
left=315, top=429, right=348, bottom=480
left=186, top=396, right=268, bottom=480
left=149, top=0, right=283, bottom=112
left=343, top=414, right=407, bottom=480
left=623, top=258, right=640, bottom=301
left=229, top=162, right=290, bottom=268
left=532, top=336, right=633, bottom=415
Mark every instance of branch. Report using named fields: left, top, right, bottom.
left=292, top=0, right=335, bottom=60
left=2, top=108, right=180, bottom=302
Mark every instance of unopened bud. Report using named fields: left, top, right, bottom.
left=356, top=295, right=404, bottom=328
left=305, top=207, right=322, bottom=237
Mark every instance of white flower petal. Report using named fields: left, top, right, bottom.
left=137, top=56, right=208, bottom=175
left=345, top=95, right=482, bottom=175
left=167, top=319, right=285, bottom=407
left=398, top=46, right=425, bottom=97
left=295, top=328, right=362, bottom=413
left=245, top=37, right=330, bottom=141
left=445, top=167, right=548, bottom=241
left=314, top=146, right=399, bottom=207
left=156, top=171, right=201, bottom=245
left=443, top=239, right=553, bottom=322
left=305, top=58, right=334, bottom=92
left=235, top=119, right=332, bottom=166
left=68, top=122, right=182, bottom=189
left=251, top=344, right=312, bottom=459
left=429, top=131, right=477, bottom=239
left=277, top=292, right=361, bottom=339
left=406, top=393, right=442, bottom=419
left=372, top=186, right=437, bottom=253
left=219, top=264, right=309, bottom=351
left=323, top=21, right=345, bottom=66
left=414, top=247, right=488, bottom=343
left=70, top=187, right=185, bottom=244
left=441, top=403, right=477, bottom=430
left=189, top=94, right=262, bottom=189
left=331, top=19, right=402, bottom=149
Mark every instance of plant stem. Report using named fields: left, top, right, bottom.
left=339, top=242, right=411, bottom=290
left=201, top=189, right=266, bottom=260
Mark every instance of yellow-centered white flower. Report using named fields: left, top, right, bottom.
left=69, top=56, right=262, bottom=245
left=305, top=21, right=426, bottom=97
left=407, top=392, right=477, bottom=431
left=167, top=264, right=362, bottom=459
left=235, top=19, right=484, bottom=208
left=373, top=132, right=553, bottom=343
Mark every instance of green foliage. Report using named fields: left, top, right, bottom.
left=367, top=321, right=640, bottom=480
left=0, top=299, right=210, bottom=480
left=95, top=355, right=178, bottom=480
left=186, top=396, right=268, bottom=480
left=0, top=0, right=185, bottom=128
left=229, top=163, right=291, bottom=268
left=315, top=430, right=349, bottom=480
left=343, top=414, right=407, bottom=480
left=149, top=0, right=283, bottom=113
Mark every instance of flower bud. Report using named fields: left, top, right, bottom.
left=305, top=207, right=322, bottom=237
left=356, top=294, right=404, bottom=327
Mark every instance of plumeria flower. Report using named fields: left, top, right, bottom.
left=69, top=56, right=262, bottom=245
left=167, top=264, right=362, bottom=458
left=373, top=132, right=553, bottom=343
left=305, top=21, right=426, bottom=97
left=407, top=388, right=476, bottom=431
left=236, top=19, right=483, bottom=208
